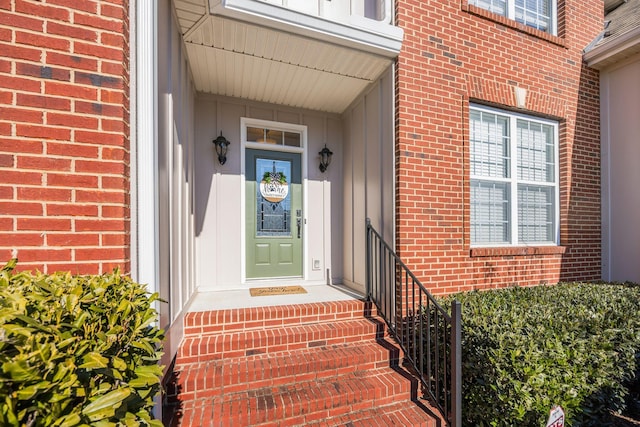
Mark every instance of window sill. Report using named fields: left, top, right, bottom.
left=470, top=246, right=566, bottom=257
left=461, top=3, right=565, bottom=48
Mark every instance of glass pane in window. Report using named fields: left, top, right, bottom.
left=515, top=0, right=551, bottom=32
left=265, top=129, right=282, bottom=145
left=249, top=127, right=283, bottom=145
left=256, top=158, right=292, bottom=237
left=517, top=119, right=555, bottom=183
left=471, top=180, right=510, bottom=244
left=469, top=0, right=507, bottom=15
left=284, top=132, right=301, bottom=147
left=518, top=184, right=554, bottom=243
left=470, top=110, right=510, bottom=178
left=247, top=127, right=264, bottom=143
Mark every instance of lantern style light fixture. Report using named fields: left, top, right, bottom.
left=212, top=132, right=230, bottom=165
left=318, top=144, right=333, bottom=173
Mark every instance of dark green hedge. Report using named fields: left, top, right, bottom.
left=441, top=283, right=640, bottom=427
left=0, top=259, right=164, bottom=426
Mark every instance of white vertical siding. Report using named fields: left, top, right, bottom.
left=601, top=56, right=640, bottom=282
left=350, top=101, right=367, bottom=288
left=156, top=0, right=197, bottom=361
left=342, top=66, right=395, bottom=290
left=194, top=95, right=344, bottom=290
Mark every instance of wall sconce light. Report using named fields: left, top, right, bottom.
left=212, top=132, right=230, bottom=165
left=318, top=144, right=333, bottom=173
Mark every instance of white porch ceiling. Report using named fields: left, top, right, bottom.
left=173, top=0, right=395, bottom=113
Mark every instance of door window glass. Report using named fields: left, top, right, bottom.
left=255, top=158, right=292, bottom=237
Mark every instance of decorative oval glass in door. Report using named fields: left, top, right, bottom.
left=256, top=159, right=291, bottom=237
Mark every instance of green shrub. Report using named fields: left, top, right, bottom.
left=440, top=283, right=640, bottom=427
left=0, top=259, right=164, bottom=427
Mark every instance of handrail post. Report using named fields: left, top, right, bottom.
left=451, top=300, right=462, bottom=427
left=365, top=218, right=371, bottom=301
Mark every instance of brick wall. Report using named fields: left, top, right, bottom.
left=395, top=0, right=603, bottom=294
left=0, top=0, right=130, bottom=274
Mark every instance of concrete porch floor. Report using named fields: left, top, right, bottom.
left=185, top=283, right=364, bottom=311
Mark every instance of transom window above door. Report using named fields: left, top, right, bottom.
left=468, top=0, right=557, bottom=34
left=247, top=126, right=301, bottom=148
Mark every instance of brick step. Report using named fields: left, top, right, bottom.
left=176, top=317, right=384, bottom=364
left=177, top=398, right=435, bottom=427
left=175, top=369, right=420, bottom=427
left=183, top=300, right=377, bottom=337
left=165, top=302, right=442, bottom=427
left=304, top=400, right=438, bottom=427
left=175, top=342, right=401, bottom=400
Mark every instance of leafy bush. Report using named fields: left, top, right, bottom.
left=0, top=259, right=164, bottom=426
left=440, top=283, right=640, bottom=427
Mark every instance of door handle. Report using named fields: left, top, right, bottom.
left=296, top=218, right=301, bottom=239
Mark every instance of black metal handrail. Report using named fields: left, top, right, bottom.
left=365, top=219, right=461, bottom=427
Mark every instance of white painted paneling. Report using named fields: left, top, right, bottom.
left=173, top=0, right=206, bottom=33
left=193, top=100, right=219, bottom=290
left=365, top=83, right=381, bottom=229
left=154, top=0, right=198, bottom=365
left=179, top=13, right=392, bottom=113
left=134, top=0, right=159, bottom=319
left=351, top=102, right=366, bottom=287
left=307, top=179, right=327, bottom=281
left=187, top=17, right=389, bottom=79
left=380, top=69, right=394, bottom=243
left=323, top=0, right=351, bottom=21
left=195, top=100, right=246, bottom=289
left=194, top=95, right=343, bottom=290
left=327, top=116, right=345, bottom=282
left=304, top=114, right=324, bottom=281
left=186, top=42, right=375, bottom=113
left=342, top=111, right=354, bottom=284
left=174, top=0, right=396, bottom=32
left=601, top=57, right=640, bottom=282
left=287, top=0, right=318, bottom=15
left=341, top=66, right=394, bottom=290
left=276, top=110, right=301, bottom=125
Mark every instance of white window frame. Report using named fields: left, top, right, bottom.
left=468, top=0, right=558, bottom=36
left=469, top=104, right=560, bottom=247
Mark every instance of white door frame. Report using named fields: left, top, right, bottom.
left=240, top=117, right=309, bottom=285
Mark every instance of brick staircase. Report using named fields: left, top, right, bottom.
left=163, top=299, right=441, bottom=426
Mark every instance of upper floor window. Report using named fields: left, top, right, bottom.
left=468, top=0, right=556, bottom=34
left=470, top=105, right=559, bottom=246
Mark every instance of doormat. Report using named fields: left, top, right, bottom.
left=249, top=286, right=307, bottom=297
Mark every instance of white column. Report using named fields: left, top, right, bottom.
left=132, top=0, right=161, bottom=420
left=132, top=0, right=159, bottom=296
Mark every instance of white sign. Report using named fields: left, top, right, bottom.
left=546, top=406, right=564, bottom=427
left=260, top=180, right=288, bottom=203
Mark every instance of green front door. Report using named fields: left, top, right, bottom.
left=246, top=149, right=302, bottom=279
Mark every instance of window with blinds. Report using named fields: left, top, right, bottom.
left=470, top=105, right=559, bottom=246
left=468, top=0, right=555, bottom=34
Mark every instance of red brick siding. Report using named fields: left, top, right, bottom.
left=0, top=0, right=130, bottom=274
left=395, top=0, right=602, bottom=294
